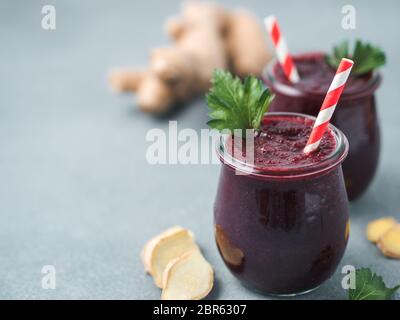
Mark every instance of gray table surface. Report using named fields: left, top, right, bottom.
left=0, top=0, right=399, bottom=300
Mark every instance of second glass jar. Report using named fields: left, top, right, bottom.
left=263, top=52, right=382, bottom=200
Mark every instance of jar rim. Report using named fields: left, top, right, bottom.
left=263, top=52, right=382, bottom=101
left=216, top=112, right=349, bottom=180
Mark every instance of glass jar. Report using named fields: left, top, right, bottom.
left=214, top=113, right=350, bottom=295
left=263, top=53, right=381, bottom=200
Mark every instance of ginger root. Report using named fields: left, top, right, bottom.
left=377, top=225, right=400, bottom=259
left=215, top=224, right=244, bottom=267
left=366, top=216, right=400, bottom=259
left=225, top=10, right=272, bottom=77
left=141, top=226, right=186, bottom=274
left=109, top=68, right=145, bottom=93
left=366, top=217, right=397, bottom=243
left=161, top=250, right=214, bottom=300
left=141, top=226, right=214, bottom=300
left=148, top=227, right=198, bottom=288
left=109, top=1, right=271, bottom=113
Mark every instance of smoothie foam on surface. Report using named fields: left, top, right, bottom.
left=227, top=115, right=337, bottom=169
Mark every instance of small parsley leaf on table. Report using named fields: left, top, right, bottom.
left=348, top=268, right=400, bottom=300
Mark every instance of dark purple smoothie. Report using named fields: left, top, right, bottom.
left=214, top=113, right=349, bottom=295
left=228, top=115, right=336, bottom=168
left=263, top=53, right=381, bottom=200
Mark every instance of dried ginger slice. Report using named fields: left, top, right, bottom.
left=377, top=225, right=400, bottom=259
left=150, top=228, right=198, bottom=288
left=141, top=226, right=184, bottom=274
left=215, top=224, right=244, bottom=267
left=366, top=217, right=397, bottom=243
left=161, top=250, right=214, bottom=300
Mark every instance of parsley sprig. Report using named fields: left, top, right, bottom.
left=326, top=39, right=386, bottom=75
left=206, top=70, right=273, bottom=137
left=348, top=268, right=400, bottom=300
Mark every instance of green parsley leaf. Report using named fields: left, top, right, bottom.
left=206, top=70, right=273, bottom=136
left=348, top=268, right=400, bottom=300
left=326, top=40, right=349, bottom=70
left=326, top=39, right=386, bottom=75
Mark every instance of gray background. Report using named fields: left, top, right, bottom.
left=0, top=0, right=399, bottom=299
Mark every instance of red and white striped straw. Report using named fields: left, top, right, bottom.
left=304, top=58, right=354, bottom=154
left=264, top=15, right=300, bottom=83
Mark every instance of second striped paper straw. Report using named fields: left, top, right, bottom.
left=304, top=58, right=354, bottom=154
left=264, top=15, right=300, bottom=83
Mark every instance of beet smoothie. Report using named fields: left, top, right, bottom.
left=263, top=53, right=381, bottom=200
left=214, top=113, right=349, bottom=295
